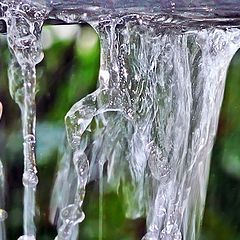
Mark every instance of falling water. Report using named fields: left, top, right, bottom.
left=0, top=1, right=47, bottom=239
left=1, top=1, right=240, bottom=240
left=0, top=102, right=7, bottom=240
left=54, top=15, right=240, bottom=240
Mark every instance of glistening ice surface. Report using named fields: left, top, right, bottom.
left=1, top=1, right=240, bottom=240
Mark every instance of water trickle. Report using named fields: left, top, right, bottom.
left=0, top=1, right=47, bottom=238
left=55, top=151, right=89, bottom=240
left=0, top=102, right=7, bottom=240
left=0, top=209, right=7, bottom=222
left=0, top=102, right=2, bottom=119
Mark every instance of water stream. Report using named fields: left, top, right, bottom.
left=1, top=1, right=47, bottom=239
left=58, top=17, right=240, bottom=240
left=0, top=101, right=7, bottom=240
left=1, top=1, right=240, bottom=240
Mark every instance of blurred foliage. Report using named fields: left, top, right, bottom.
left=0, top=23, right=240, bottom=239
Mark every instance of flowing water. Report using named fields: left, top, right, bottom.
left=1, top=1, right=240, bottom=240
left=0, top=101, right=7, bottom=240
left=0, top=1, right=48, bottom=239
left=57, top=18, right=240, bottom=240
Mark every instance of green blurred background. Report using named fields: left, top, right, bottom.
left=0, top=24, right=240, bottom=239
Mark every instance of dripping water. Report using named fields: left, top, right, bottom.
left=0, top=101, right=7, bottom=240
left=0, top=1, right=47, bottom=239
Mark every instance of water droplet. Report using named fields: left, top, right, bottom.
left=24, top=134, right=36, bottom=144
left=60, top=204, right=85, bottom=224
left=0, top=209, right=8, bottom=221
left=71, top=135, right=81, bottom=148
left=74, top=152, right=89, bottom=178
left=22, top=170, right=38, bottom=187
left=21, top=4, right=30, bottom=12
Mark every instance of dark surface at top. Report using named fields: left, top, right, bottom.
left=42, top=0, right=240, bottom=27
left=46, top=0, right=240, bottom=17
left=1, top=0, right=240, bottom=26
